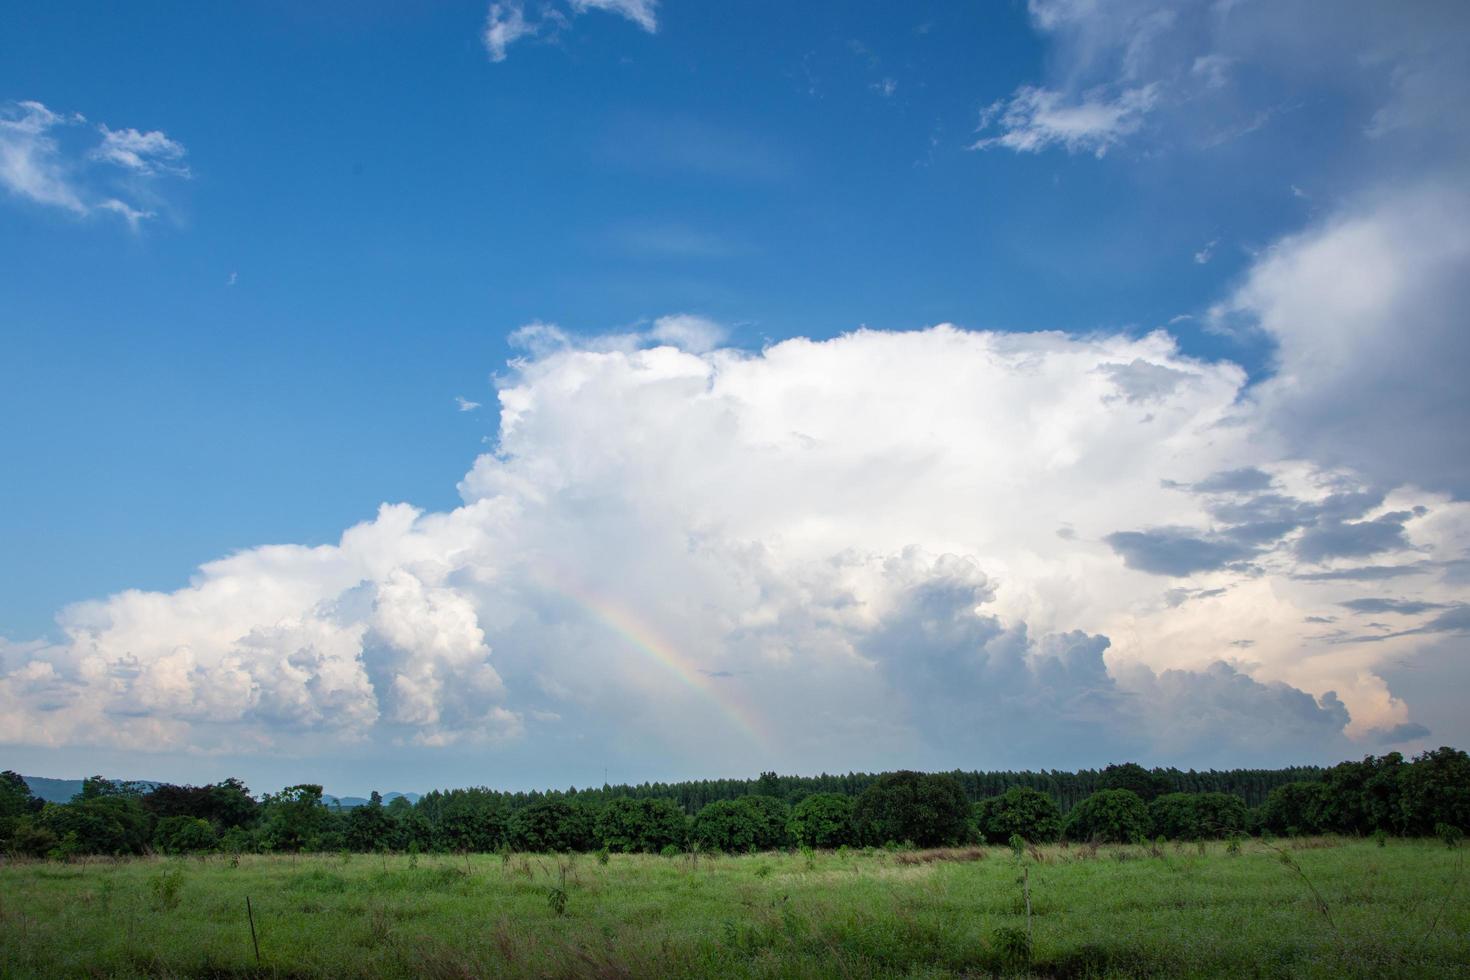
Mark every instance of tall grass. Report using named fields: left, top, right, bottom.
left=1, top=838, right=1466, bottom=977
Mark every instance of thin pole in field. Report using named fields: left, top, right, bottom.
left=246, top=896, right=260, bottom=965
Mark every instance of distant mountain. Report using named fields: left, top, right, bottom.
left=323, top=791, right=421, bottom=809
left=21, top=775, right=419, bottom=808
left=21, top=776, right=161, bottom=803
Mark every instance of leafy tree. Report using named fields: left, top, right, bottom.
left=8, top=817, right=59, bottom=857
left=1147, top=793, right=1248, bottom=840
left=1063, top=789, right=1150, bottom=843
left=37, top=793, right=151, bottom=855
left=692, top=800, right=760, bottom=852
left=428, top=788, right=507, bottom=852
left=595, top=798, right=688, bottom=853
left=0, top=770, right=41, bottom=841
left=973, top=787, right=1063, bottom=844
left=143, top=778, right=258, bottom=831
left=508, top=798, right=599, bottom=852
left=259, top=785, right=331, bottom=852
left=1259, top=781, right=1327, bottom=836
left=692, top=796, right=789, bottom=852
left=1098, top=764, right=1170, bottom=803
left=787, top=793, right=856, bottom=848
left=345, top=792, right=393, bottom=852
left=153, top=815, right=218, bottom=854
left=1401, top=746, right=1470, bottom=836
left=852, top=771, right=970, bottom=847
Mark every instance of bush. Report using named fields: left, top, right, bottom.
left=973, top=787, right=1063, bottom=844
left=788, top=793, right=856, bottom=849
left=1063, top=790, right=1150, bottom=844
left=1436, top=822, right=1464, bottom=849
left=852, top=771, right=970, bottom=848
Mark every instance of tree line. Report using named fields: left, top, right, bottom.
left=1, top=748, right=1466, bottom=858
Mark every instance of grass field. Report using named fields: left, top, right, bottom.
left=1, top=839, right=1467, bottom=978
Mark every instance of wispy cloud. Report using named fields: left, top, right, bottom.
left=970, top=84, right=1159, bottom=158
left=455, top=396, right=482, bottom=412
left=570, top=0, right=657, bottom=33
left=483, top=1, right=536, bottom=63
left=483, top=0, right=655, bottom=63
left=91, top=125, right=190, bottom=176
left=0, top=100, right=188, bottom=228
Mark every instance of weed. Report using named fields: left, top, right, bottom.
left=1435, top=822, right=1463, bottom=849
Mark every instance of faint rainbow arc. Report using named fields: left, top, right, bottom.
left=532, top=568, right=771, bottom=749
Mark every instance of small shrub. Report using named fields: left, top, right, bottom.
left=1371, top=829, right=1388, bottom=848
left=990, top=926, right=1032, bottom=971
left=753, top=863, right=772, bottom=879
left=149, top=866, right=185, bottom=911
left=595, top=846, right=610, bottom=866
left=1436, top=822, right=1464, bottom=849
left=1008, top=833, right=1025, bottom=859
left=660, top=843, right=681, bottom=858
left=546, top=884, right=568, bottom=916
left=1225, top=833, right=1244, bottom=856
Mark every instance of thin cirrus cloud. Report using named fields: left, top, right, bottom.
left=0, top=100, right=188, bottom=228
left=482, top=0, right=656, bottom=63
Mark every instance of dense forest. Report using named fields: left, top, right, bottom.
left=2, top=748, right=1466, bottom=858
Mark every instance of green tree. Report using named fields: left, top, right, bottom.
left=1401, top=746, right=1470, bottom=836
left=37, top=793, right=151, bottom=855
left=0, top=770, right=41, bottom=841
left=508, top=798, right=598, bottom=852
left=153, top=815, right=219, bottom=854
left=1147, top=793, right=1248, bottom=840
left=1098, top=764, right=1171, bottom=803
left=787, top=793, right=856, bottom=848
left=595, top=798, right=688, bottom=853
left=1063, top=789, right=1150, bottom=843
left=259, top=784, right=331, bottom=852
left=852, top=771, right=970, bottom=847
left=345, top=792, right=393, bottom=852
left=973, top=787, right=1063, bottom=844
left=691, top=796, right=789, bottom=852
left=1259, top=781, right=1327, bottom=836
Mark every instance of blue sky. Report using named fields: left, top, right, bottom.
left=2, top=1, right=1467, bottom=795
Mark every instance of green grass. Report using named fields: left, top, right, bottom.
left=1, top=839, right=1466, bottom=978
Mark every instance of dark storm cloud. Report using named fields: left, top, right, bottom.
left=1294, top=562, right=1433, bottom=582
left=860, top=561, right=1351, bottom=765
left=1374, top=722, right=1431, bottom=745
left=1295, top=512, right=1415, bottom=563
left=1191, top=467, right=1275, bottom=494
left=1104, top=528, right=1257, bottom=576
left=1340, top=597, right=1447, bottom=616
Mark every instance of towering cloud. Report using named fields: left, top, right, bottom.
left=7, top=321, right=1461, bottom=774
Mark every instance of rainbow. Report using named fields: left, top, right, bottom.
left=533, top=568, right=771, bottom=749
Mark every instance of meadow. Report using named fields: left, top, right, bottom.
left=1, top=838, right=1466, bottom=978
